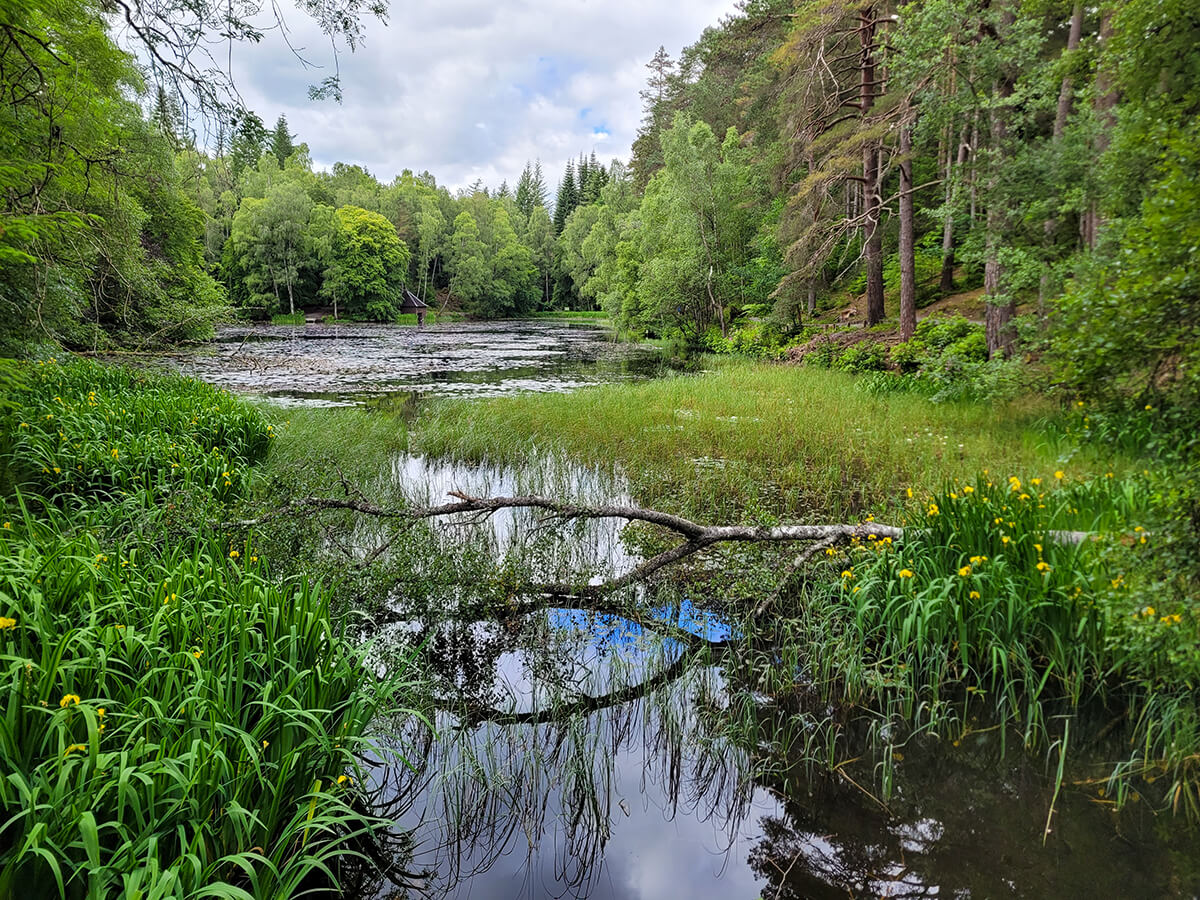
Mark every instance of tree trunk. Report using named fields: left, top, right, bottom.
left=1083, top=8, right=1117, bottom=248
left=1053, top=0, right=1084, bottom=142
left=286, top=279, right=295, bottom=317
left=807, top=281, right=816, bottom=316
left=968, top=115, right=979, bottom=225
left=941, top=126, right=969, bottom=293
left=860, top=8, right=885, bottom=327
left=984, top=11, right=1017, bottom=359
left=898, top=117, right=916, bottom=340
left=1041, top=0, right=1084, bottom=306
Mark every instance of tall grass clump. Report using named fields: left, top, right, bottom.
left=2, top=358, right=271, bottom=504
left=796, top=469, right=1200, bottom=817
left=0, top=358, right=413, bottom=897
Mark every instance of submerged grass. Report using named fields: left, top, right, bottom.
left=414, top=359, right=1118, bottom=522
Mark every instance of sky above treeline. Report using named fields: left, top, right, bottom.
left=226, top=0, right=739, bottom=193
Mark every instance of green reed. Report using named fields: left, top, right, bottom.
left=0, top=358, right=416, bottom=898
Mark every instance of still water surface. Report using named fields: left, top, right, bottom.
left=155, top=320, right=662, bottom=405
left=159, top=321, right=1197, bottom=898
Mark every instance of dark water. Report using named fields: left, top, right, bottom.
left=359, top=596, right=1196, bottom=900
left=153, top=320, right=663, bottom=406
left=345, top=455, right=1200, bottom=900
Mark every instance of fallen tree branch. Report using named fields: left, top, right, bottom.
left=226, top=491, right=1094, bottom=605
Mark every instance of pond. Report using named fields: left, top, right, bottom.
left=151, top=320, right=664, bottom=406
left=341, top=451, right=1199, bottom=900
left=156, top=320, right=1199, bottom=898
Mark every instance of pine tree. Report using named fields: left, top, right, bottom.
left=270, top=115, right=295, bottom=167
left=553, top=161, right=578, bottom=233
left=631, top=46, right=677, bottom=187
left=151, top=86, right=185, bottom=148
left=230, top=112, right=268, bottom=181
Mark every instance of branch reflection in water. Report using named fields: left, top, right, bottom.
left=314, top=452, right=1190, bottom=899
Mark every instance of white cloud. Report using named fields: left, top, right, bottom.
left=227, top=0, right=739, bottom=191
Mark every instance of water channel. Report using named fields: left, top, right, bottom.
left=156, top=321, right=1199, bottom=898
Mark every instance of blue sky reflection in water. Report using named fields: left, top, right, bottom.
left=373, top=602, right=776, bottom=900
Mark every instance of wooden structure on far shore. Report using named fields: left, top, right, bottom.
left=399, top=288, right=430, bottom=324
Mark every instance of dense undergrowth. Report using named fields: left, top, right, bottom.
left=770, top=471, right=1200, bottom=817
left=0, top=360, right=409, bottom=898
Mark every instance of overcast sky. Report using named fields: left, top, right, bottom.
left=226, top=0, right=740, bottom=193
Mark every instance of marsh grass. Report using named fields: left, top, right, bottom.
left=733, top=471, right=1200, bottom=818
left=414, top=360, right=1118, bottom=523
left=0, top=359, right=416, bottom=897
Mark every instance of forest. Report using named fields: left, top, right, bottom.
left=2, top=0, right=1200, bottom=896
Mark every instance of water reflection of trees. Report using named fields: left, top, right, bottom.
left=353, top=598, right=760, bottom=898
left=318, top=466, right=1183, bottom=898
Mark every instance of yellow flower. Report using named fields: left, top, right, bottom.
left=898, top=569, right=914, bottom=578
left=906, top=487, right=913, bottom=498
left=1133, top=526, right=1144, bottom=533
left=1034, top=544, right=1043, bottom=553
left=1008, top=476, right=1021, bottom=492
left=927, top=503, right=939, bottom=516
left=262, top=740, right=270, bottom=749
left=1054, top=470, right=1065, bottom=480
left=841, top=570, right=854, bottom=580
left=63, top=743, right=87, bottom=756
left=994, top=517, right=1003, bottom=525
left=1143, top=606, right=1156, bottom=617
left=59, top=694, right=81, bottom=708
left=1036, top=561, right=1051, bottom=572
left=969, top=555, right=987, bottom=565
left=962, top=485, right=974, bottom=494
left=192, top=650, right=203, bottom=658
left=18, top=422, right=28, bottom=429
left=110, top=448, right=119, bottom=459
left=958, top=565, right=971, bottom=577
left=250, top=555, right=258, bottom=563
left=1, top=522, right=9, bottom=529
left=336, top=774, right=352, bottom=786
left=1030, top=478, right=1041, bottom=487
left=969, top=590, right=981, bottom=600
left=97, top=708, right=105, bottom=718
left=1145, top=404, right=1153, bottom=411
left=1111, top=576, right=1124, bottom=589
left=229, top=549, right=240, bottom=559
left=1001, top=535, right=1011, bottom=544
left=0, top=616, right=16, bottom=629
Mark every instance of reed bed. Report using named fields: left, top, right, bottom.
left=413, top=359, right=1118, bottom=523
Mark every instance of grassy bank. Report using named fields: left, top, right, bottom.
left=415, top=358, right=1119, bottom=523
left=412, top=357, right=1198, bottom=820
left=0, top=360, right=411, bottom=897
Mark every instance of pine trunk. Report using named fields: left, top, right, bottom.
left=860, top=8, right=885, bottom=327
left=941, top=126, right=969, bottom=293
left=1083, top=8, right=1117, bottom=248
left=984, top=10, right=1017, bottom=358
left=899, top=118, right=916, bottom=340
